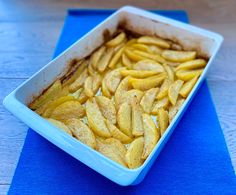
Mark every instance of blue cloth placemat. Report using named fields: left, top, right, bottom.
left=8, top=10, right=236, bottom=194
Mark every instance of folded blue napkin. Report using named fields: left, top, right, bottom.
left=8, top=10, right=236, bottom=194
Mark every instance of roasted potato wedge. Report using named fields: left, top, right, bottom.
left=62, top=59, right=88, bottom=87
left=84, top=76, right=94, bottom=97
left=157, top=108, right=169, bottom=136
left=137, top=36, right=170, bottom=49
left=86, top=98, right=111, bottom=138
left=148, top=45, right=163, bottom=55
left=106, top=32, right=126, bottom=47
left=105, top=120, right=132, bottom=143
left=133, top=50, right=165, bottom=63
left=30, top=80, right=62, bottom=110
left=97, top=47, right=114, bottom=72
left=69, top=68, right=88, bottom=93
left=125, top=137, right=144, bottom=169
left=95, top=96, right=116, bottom=124
left=120, top=69, right=160, bottom=78
left=140, top=88, right=159, bottom=114
left=96, top=138, right=127, bottom=167
left=162, top=50, right=197, bottom=62
left=108, top=46, right=125, bottom=68
left=133, top=59, right=164, bottom=72
left=65, top=118, right=96, bottom=149
left=91, top=46, right=106, bottom=70
left=156, top=78, right=172, bottom=100
left=176, top=69, right=203, bottom=81
left=77, top=89, right=89, bottom=104
left=179, top=76, right=199, bottom=98
left=129, top=73, right=166, bottom=91
left=50, top=100, right=85, bottom=120
left=151, top=97, right=169, bottom=115
left=168, top=80, right=184, bottom=105
left=122, top=53, right=133, bottom=69
left=130, top=43, right=151, bottom=52
left=163, top=63, right=175, bottom=81
left=114, top=76, right=131, bottom=107
left=176, top=59, right=207, bottom=71
left=106, top=68, right=125, bottom=93
left=46, top=118, right=72, bottom=135
left=117, top=102, right=132, bottom=136
left=169, top=98, right=185, bottom=122
left=131, top=98, right=144, bottom=136
left=119, top=89, right=144, bottom=106
left=124, top=48, right=146, bottom=62
left=142, top=114, right=159, bottom=159
left=42, top=96, right=74, bottom=118
left=102, top=71, right=112, bottom=98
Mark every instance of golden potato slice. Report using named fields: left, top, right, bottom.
left=62, top=59, right=88, bottom=87
left=165, top=61, right=181, bottom=67
left=46, top=118, right=72, bottom=135
left=114, top=76, right=131, bottom=107
left=97, top=47, right=114, bottom=72
left=105, top=120, right=133, bottom=143
left=156, top=78, right=172, bottom=100
left=35, top=85, right=70, bottom=115
left=124, top=48, right=146, bottom=62
left=133, top=50, right=165, bottom=63
left=92, top=74, right=102, bottom=94
left=65, top=118, right=96, bottom=149
left=176, top=59, right=207, bottom=71
left=106, top=68, right=125, bottom=93
left=176, top=69, right=203, bottom=81
left=163, top=63, right=175, bottom=81
left=125, top=137, right=144, bottom=169
left=148, top=45, right=163, bottom=55
left=137, top=36, right=170, bottom=49
left=142, top=114, right=159, bottom=159
left=131, top=98, right=144, bottom=136
left=86, top=98, right=111, bottom=138
left=42, top=96, right=74, bottom=118
left=168, top=80, right=184, bottom=105
left=162, top=50, right=197, bottom=62
left=69, top=88, right=83, bottom=99
left=151, top=97, right=169, bottom=115
left=102, top=71, right=112, bottom=98
left=108, top=46, right=125, bottom=68
left=169, top=98, right=185, bottom=122
left=69, top=68, right=88, bottom=93
left=179, top=76, right=199, bottom=98
left=95, top=96, right=116, bottom=124
left=140, top=88, right=159, bottom=114
left=126, top=38, right=137, bottom=46
left=119, top=89, right=144, bottom=106
left=84, top=76, right=94, bottom=97
left=157, top=108, right=169, bottom=136
left=96, top=138, right=127, bottom=167
left=120, top=69, right=160, bottom=78
left=106, top=32, right=126, bottom=47
left=130, top=43, right=151, bottom=52
left=122, top=53, right=133, bottom=69
left=133, top=59, right=164, bottom=72
left=88, top=60, right=97, bottom=76
left=105, top=138, right=127, bottom=158
left=129, top=73, right=166, bottom=91
left=30, top=80, right=62, bottom=110
left=77, top=89, right=89, bottom=104
left=50, top=100, right=85, bottom=120
left=90, top=46, right=105, bottom=69
left=117, top=102, right=132, bottom=136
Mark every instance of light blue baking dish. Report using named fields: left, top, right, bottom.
left=3, top=6, right=223, bottom=186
